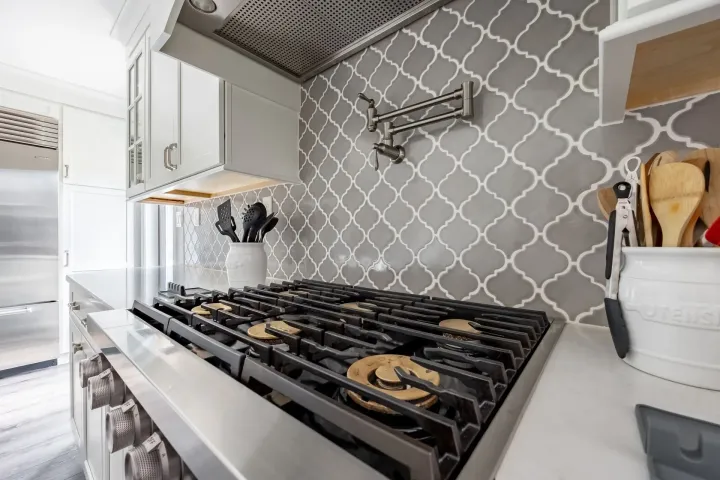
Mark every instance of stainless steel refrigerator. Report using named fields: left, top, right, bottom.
left=0, top=107, right=59, bottom=376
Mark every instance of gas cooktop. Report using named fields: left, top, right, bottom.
left=130, top=279, right=559, bottom=480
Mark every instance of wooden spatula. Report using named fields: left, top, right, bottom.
left=681, top=152, right=710, bottom=247
left=639, top=162, right=653, bottom=246
left=649, top=163, right=705, bottom=247
left=596, top=187, right=617, bottom=220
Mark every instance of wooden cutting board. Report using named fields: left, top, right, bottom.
left=596, top=187, right=617, bottom=220
left=649, top=163, right=705, bottom=247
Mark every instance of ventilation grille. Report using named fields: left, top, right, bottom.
left=0, top=106, right=58, bottom=149
left=214, top=0, right=429, bottom=78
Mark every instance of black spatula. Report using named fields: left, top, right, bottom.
left=215, top=199, right=240, bottom=242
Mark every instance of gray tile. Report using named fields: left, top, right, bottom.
left=515, top=69, right=571, bottom=116
left=546, top=25, right=597, bottom=79
left=400, top=261, right=434, bottom=293
left=438, top=264, right=479, bottom=300
left=464, top=36, right=508, bottom=81
left=544, top=147, right=607, bottom=200
left=485, top=214, right=535, bottom=256
left=442, top=21, right=483, bottom=62
left=514, top=126, right=569, bottom=173
left=514, top=240, right=569, bottom=285
left=421, top=56, right=459, bottom=95
left=580, top=63, right=598, bottom=91
left=516, top=10, right=573, bottom=59
left=487, top=50, right=538, bottom=95
left=439, top=215, right=478, bottom=254
left=384, top=31, right=417, bottom=66
left=461, top=186, right=506, bottom=231
left=403, top=43, right=436, bottom=80
left=544, top=267, right=605, bottom=320
left=547, top=87, right=599, bottom=140
left=488, top=1, right=539, bottom=43
left=485, top=266, right=535, bottom=307
left=548, top=0, right=596, bottom=19
left=486, top=104, right=536, bottom=149
left=418, top=194, right=455, bottom=230
left=464, top=0, right=508, bottom=28
left=422, top=8, right=459, bottom=47
left=636, top=99, right=688, bottom=125
left=514, top=181, right=570, bottom=229
left=582, top=117, right=654, bottom=166
left=485, top=158, right=534, bottom=201
left=582, top=0, right=611, bottom=30
left=418, top=238, right=455, bottom=273
left=439, top=167, right=479, bottom=208
left=545, top=206, right=606, bottom=258
left=400, top=218, right=433, bottom=252
left=672, top=93, right=720, bottom=147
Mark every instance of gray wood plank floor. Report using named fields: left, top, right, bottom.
left=0, top=365, right=84, bottom=480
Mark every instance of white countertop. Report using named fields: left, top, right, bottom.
left=496, top=323, right=720, bottom=480
left=67, top=266, right=278, bottom=309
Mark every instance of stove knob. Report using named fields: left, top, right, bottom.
left=106, top=399, right=153, bottom=453
left=125, top=433, right=182, bottom=480
left=88, top=369, right=125, bottom=409
left=79, top=354, right=109, bottom=388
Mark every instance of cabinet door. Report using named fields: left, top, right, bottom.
left=65, top=186, right=127, bottom=271
left=69, top=317, right=86, bottom=452
left=179, top=63, right=223, bottom=176
left=147, top=50, right=179, bottom=190
left=126, top=32, right=148, bottom=197
left=63, top=106, right=125, bottom=190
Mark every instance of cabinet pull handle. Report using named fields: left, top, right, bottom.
left=163, top=146, right=171, bottom=171
left=64, top=165, right=69, bottom=178
left=64, top=250, right=69, bottom=267
left=0, top=306, right=30, bottom=317
left=68, top=301, right=80, bottom=311
left=167, top=143, right=178, bottom=171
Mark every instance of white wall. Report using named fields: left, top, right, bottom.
left=0, top=0, right=126, bottom=98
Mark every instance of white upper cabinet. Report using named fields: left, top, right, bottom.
left=147, top=49, right=180, bottom=190
left=62, top=106, right=125, bottom=190
left=600, top=0, right=720, bottom=122
left=179, top=62, right=223, bottom=177
left=126, top=31, right=149, bottom=197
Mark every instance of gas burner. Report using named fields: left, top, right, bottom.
left=439, top=319, right=480, bottom=339
left=191, top=303, right=231, bottom=316
left=345, top=355, right=439, bottom=414
left=341, top=302, right=374, bottom=312
left=247, top=320, right=300, bottom=344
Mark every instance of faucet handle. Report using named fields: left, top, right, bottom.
left=358, top=93, right=375, bottom=107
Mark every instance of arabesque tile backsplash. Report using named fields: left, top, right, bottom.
left=183, top=0, right=720, bottom=324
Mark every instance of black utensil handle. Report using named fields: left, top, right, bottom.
left=613, top=181, right=631, bottom=199
left=605, top=210, right=616, bottom=280
left=604, top=298, right=630, bottom=358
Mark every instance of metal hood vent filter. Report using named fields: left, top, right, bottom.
left=192, top=0, right=451, bottom=81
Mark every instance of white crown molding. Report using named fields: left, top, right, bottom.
left=0, top=61, right=124, bottom=118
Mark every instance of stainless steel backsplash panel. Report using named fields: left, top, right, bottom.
left=181, top=0, right=452, bottom=81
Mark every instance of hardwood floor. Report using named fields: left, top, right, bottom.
left=0, top=365, right=84, bottom=480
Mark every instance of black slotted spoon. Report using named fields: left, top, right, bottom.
left=215, top=199, right=240, bottom=243
left=241, top=203, right=266, bottom=242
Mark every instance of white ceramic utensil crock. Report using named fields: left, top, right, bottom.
left=226, top=243, right=267, bottom=288
left=618, top=247, right=720, bottom=390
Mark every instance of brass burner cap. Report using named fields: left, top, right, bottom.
left=439, top=319, right=480, bottom=339
left=341, top=302, right=372, bottom=312
left=247, top=321, right=301, bottom=341
left=191, top=303, right=232, bottom=316
left=346, top=355, right=439, bottom=414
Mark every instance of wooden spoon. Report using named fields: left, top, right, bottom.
left=652, top=150, right=680, bottom=170
left=681, top=152, right=710, bottom=247
left=682, top=148, right=720, bottom=227
left=596, top=187, right=617, bottom=220
left=649, top=163, right=705, bottom=247
left=639, top=162, right=653, bottom=246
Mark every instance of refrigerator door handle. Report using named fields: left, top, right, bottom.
left=0, top=306, right=31, bottom=317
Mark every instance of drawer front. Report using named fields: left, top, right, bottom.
left=0, top=301, right=59, bottom=371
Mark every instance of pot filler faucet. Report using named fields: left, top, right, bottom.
left=357, top=80, right=474, bottom=171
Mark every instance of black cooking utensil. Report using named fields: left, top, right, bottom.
left=216, top=199, right=240, bottom=243
left=241, top=204, right=266, bottom=242
left=259, top=215, right=278, bottom=242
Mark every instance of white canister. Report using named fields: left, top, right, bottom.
left=618, top=247, right=720, bottom=390
left=225, top=243, right=267, bottom=288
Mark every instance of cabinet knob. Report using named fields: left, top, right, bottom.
left=78, top=354, right=109, bottom=388
left=88, top=368, right=125, bottom=409
left=68, top=301, right=80, bottom=311
left=72, top=342, right=83, bottom=354
left=125, top=433, right=182, bottom=480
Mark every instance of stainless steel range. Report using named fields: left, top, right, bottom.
left=82, top=279, right=564, bottom=480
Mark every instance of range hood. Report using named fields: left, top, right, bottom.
left=173, top=0, right=452, bottom=82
